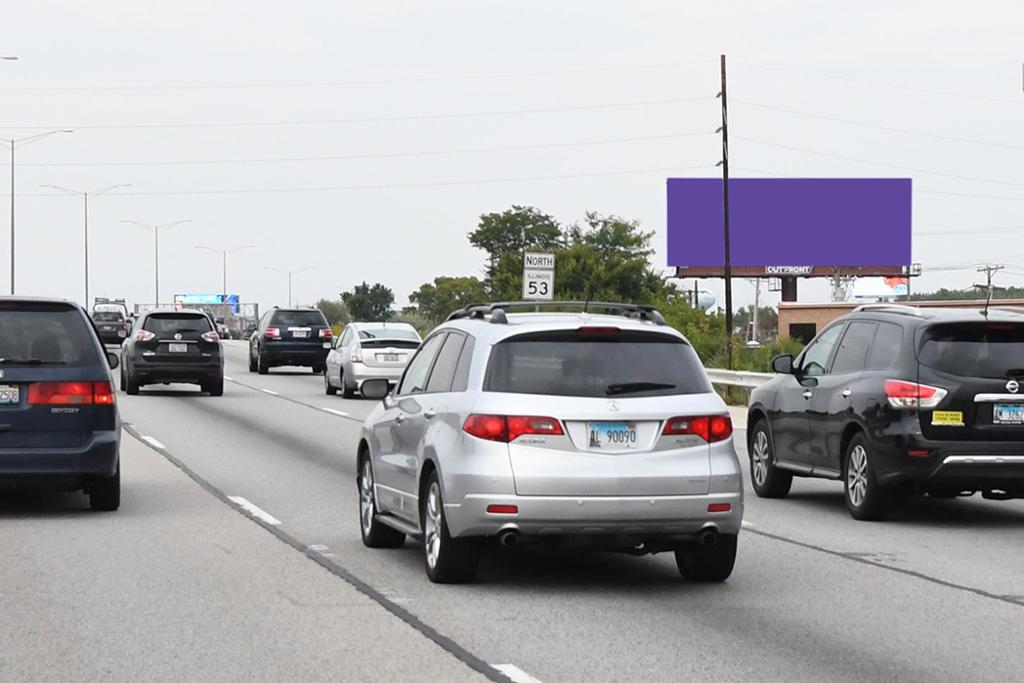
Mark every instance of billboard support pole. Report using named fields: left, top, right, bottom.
left=718, top=54, right=734, bottom=370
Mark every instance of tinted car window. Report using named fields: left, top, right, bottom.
left=452, top=336, right=476, bottom=392
left=919, top=322, right=1024, bottom=379
left=93, top=311, right=124, bottom=322
left=357, top=327, right=420, bottom=341
left=485, top=331, right=710, bottom=398
left=831, top=322, right=877, bottom=374
left=270, top=310, right=327, bottom=327
left=144, top=313, right=213, bottom=339
left=800, top=324, right=844, bottom=377
left=866, top=322, right=903, bottom=370
left=425, top=333, right=465, bottom=393
left=398, top=333, right=445, bottom=395
left=0, top=304, right=98, bottom=367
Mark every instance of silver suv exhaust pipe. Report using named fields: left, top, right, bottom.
left=698, top=528, right=718, bottom=547
left=498, top=530, right=520, bottom=548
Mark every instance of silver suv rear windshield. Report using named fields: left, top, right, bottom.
left=0, top=303, right=98, bottom=367
left=484, top=329, right=711, bottom=398
left=920, top=322, right=1024, bottom=379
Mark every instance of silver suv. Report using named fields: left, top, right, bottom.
left=357, top=302, right=743, bottom=583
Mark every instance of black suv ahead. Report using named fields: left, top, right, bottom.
left=120, top=309, right=224, bottom=395
left=0, top=297, right=120, bottom=510
left=748, top=305, right=1024, bottom=520
left=248, top=307, right=332, bottom=374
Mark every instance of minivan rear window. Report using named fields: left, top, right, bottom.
left=919, top=322, right=1024, bottom=379
left=144, top=313, right=212, bottom=338
left=270, top=310, right=327, bottom=327
left=0, top=304, right=98, bottom=367
left=484, top=330, right=711, bottom=397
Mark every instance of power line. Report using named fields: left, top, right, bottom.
left=731, top=99, right=1024, bottom=150
left=732, top=135, right=1024, bottom=187
left=5, top=163, right=716, bottom=197
left=0, top=96, right=712, bottom=131
left=19, top=131, right=713, bottom=168
left=0, top=59, right=713, bottom=92
left=731, top=61, right=1022, bottom=105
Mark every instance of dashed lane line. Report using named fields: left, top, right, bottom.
left=321, top=407, right=350, bottom=417
left=227, top=496, right=282, bottom=525
left=141, top=435, right=166, bottom=450
left=493, top=664, right=544, bottom=683
left=260, top=388, right=280, bottom=396
left=223, top=376, right=364, bottom=424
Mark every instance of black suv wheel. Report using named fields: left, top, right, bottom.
left=844, top=433, right=891, bottom=521
left=749, top=420, right=792, bottom=498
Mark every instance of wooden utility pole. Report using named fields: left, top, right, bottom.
left=719, top=54, right=734, bottom=369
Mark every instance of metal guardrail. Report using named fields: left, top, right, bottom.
left=705, top=368, right=773, bottom=388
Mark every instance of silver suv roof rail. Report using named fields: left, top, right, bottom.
left=446, top=301, right=667, bottom=326
left=852, top=303, right=923, bottom=316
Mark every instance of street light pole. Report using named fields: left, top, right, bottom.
left=195, top=244, right=254, bottom=297
left=122, top=219, right=192, bottom=306
left=41, top=184, right=130, bottom=306
left=1, top=130, right=74, bottom=294
left=266, top=266, right=313, bottom=308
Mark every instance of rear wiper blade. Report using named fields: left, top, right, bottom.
left=0, top=358, right=66, bottom=365
left=605, top=381, right=676, bottom=395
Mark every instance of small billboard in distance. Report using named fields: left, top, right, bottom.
left=667, top=178, right=912, bottom=274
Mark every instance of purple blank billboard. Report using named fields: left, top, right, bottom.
left=667, top=178, right=911, bottom=268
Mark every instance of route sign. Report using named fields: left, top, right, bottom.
left=522, top=252, right=555, bottom=300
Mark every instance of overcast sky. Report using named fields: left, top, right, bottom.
left=3, top=1, right=1023, bottom=314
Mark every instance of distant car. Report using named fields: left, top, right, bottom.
left=748, top=304, right=1024, bottom=520
left=325, top=322, right=421, bottom=398
left=120, top=309, right=224, bottom=396
left=0, top=297, right=121, bottom=510
left=91, top=306, right=131, bottom=346
left=356, top=302, right=742, bottom=584
left=248, top=308, right=332, bottom=375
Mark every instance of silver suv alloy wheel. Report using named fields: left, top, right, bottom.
left=751, top=430, right=770, bottom=487
left=424, top=482, right=442, bottom=570
left=847, top=444, right=869, bottom=508
left=360, top=460, right=375, bottom=537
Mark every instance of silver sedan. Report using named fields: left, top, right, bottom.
left=325, top=321, right=421, bottom=398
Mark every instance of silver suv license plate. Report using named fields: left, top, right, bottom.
left=587, top=421, right=639, bottom=449
left=0, top=384, right=20, bottom=404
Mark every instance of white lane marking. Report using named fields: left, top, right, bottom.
left=224, top=375, right=234, bottom=381
left=741, top=520, right=757, bottom=530
left=228, top=496, right=282, bottom=525
left=141, top=436, right=166, bottom=450
left=321, top=407, right=350, bottom=417
left=493, top=664, right=543, bottom=683
left=260, top=388, right=279, bottom=396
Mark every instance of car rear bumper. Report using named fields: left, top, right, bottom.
left=98, top=332, right=127, bottom=345
left=350, top=364, right=404, bottom=387
left=135, top=360, right=223, bottom=383
left=874, top=436, right=1024, bottom=492
left=263, top=342, right=329, bottom=366
left=444, top=491, right=743, bottom=538
left=0, top=430, right=119, bottom=479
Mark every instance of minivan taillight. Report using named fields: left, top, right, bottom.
left=135, top=329, right=156, bottom=342
left=663, top=415, right=733, bottom=442
left=884, top=380, right=947, bottom=409
left=462, top=414, right=563, bottom=442
left=201, top=330, right=220, bottom=342
left=28, top=381, right=116, bottom=406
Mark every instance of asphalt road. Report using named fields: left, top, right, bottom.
left=7, top=340, right=1024, bottom=681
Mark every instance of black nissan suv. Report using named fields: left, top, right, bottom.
left=120, top=309, right=224, bottom=395
left=748, top=304, right=1024, bottom=520
left=248, top=307, right=332, bottom=374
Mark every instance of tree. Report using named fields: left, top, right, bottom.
left=341, top=282, right=394, bottom=321
left=409, top=276, right=488, bottom=325
left=315, top=298, right=350, bottom=326
left=469, top=206, right=563, bottom=287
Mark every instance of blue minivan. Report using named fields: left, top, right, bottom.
left=0, top=298, right=121, bottom=510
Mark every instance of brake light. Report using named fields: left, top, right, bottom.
left=486, top=505, right=519, bottom=515
left=265, top=327, right=281, bottom=339
left=135, top=329, right=156, bottom=342
left=201, top=330, right=220, bottom=342
left=884, top=380, right=947, bottom=409
left=663, top=415, right=733, bottom=443
left=28, top=381, right=115, bottom=406
left=577, top=326, right=621, bottom=335
left=462, top=414, right=563, bottom=442
left=351, top=346, right=363, bottom=363
left=319, top=328, right=333, bottom=339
